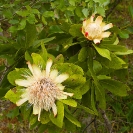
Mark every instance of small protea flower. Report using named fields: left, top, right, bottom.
left=15, top=59, right=73, bottom=121
left=82, top=15, right=113, bottom=44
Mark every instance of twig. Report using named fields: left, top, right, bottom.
left=94, top=117, right=98, bottom=133
left=82, top=116, right=96, bottom=133
left=99, top=109, right=113, bottom=133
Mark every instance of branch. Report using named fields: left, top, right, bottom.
left=99, top=109, right=113, bottom=133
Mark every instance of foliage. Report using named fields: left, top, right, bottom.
left=0, top=0, right=133, bottom=132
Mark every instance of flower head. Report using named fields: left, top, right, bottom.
left=15, top=59, right=73, bottom=121
left=82, top=15, right=113, bottom=44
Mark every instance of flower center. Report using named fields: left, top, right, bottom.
left=85, top=23, right=102, bottom=38
left=28, top=78, right=61, bottom=111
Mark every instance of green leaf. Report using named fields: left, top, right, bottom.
left=97, top=75, right=111, bottom=80
left=49, top=101, right=64, bottom=128
left=20, top=105, right=32, bottom=120
left=80, top=80, right=91, bottom=95
left=78, top=47, right=88, bottom=62
left=38, top=124, right=47, bottom=133
left=9, top=19, right=19, bottom=24
left=25, top=51, right=33, bottom=63
left=52, top=63, right=84, bottom=76
left=17, top=19, right=26, bottom=30
left=93, top=44, right=111, bottom=60
left=93, top=60, right=102, bottom=74
left=6, top=107, right=19, bottom=118
left=126, top=26, right=133, bottom=34
left=30, top=115, right=38, bottom=126
left=115, top=50, right=133, bottom=55
left=100, top=79, right=130, bottom=96
left=65, top=119, right=76, bottom=133
left=7, top=68, right=29, bottom=86
left=97, top=53, right=126, bottom=69
left=129, top=5, right=133, bottom=19
left=75, top=7, right=84, bottom=18
left=43, top=11, right=54, bottom=18
left=100, top=44, right=128, bottom=52
left=16, top=10, right=29, bottom=17
left=5, top=89, right=21, bottom=103
left=31, top=53, right=46, bottom=69
left=77, top=104, right=96, bottom=115
left=118, top=30, right=129, bottom=39
left=88, top=53, right=106, bottom=109
left=3, top=9, right=13, bottom=19
left=64, top=74, right=86, bottom=87
left=69, top=24, right=83, bottom=37
left=91, top=84, right=98, bottom=114
left=49, top=25, right=64, bottom=35
left=25, top=22, right=37, bottom=48
left=93, top=0, right=110, bottom=5
left=40, top=111, right=50, bottom=124
left=40, top=44, right=47, bottom=63
left=27, top=14, right=37, bottom=24
left=33, top=37, right=55, bottom=48
left=96, top=6, right=105, bottom=16
left=60, top=99, right=77, bottom=107
left=65, top=110, right=81, bottom=127
left=82, top=8, right=89, bottom=18
left=94, top=83, right=106, bottom=109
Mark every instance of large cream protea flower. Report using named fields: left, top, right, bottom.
left=15, top=59, right=73, bottom=121
left=82, top=15, right=113, bottom=44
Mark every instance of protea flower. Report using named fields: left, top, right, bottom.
left=82, top=15, right=113, bottom=44
left=15, top=59, right=73, bottom=121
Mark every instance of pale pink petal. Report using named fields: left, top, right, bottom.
left=15, top=79, right=33, bottom=87
left=93, top=39, right=101, bottom=44
left=57, top=84, right=65, bottom=90
left=55, top=74, right=69, bottom=83
left=16, top=97, right=28, bottom=106
left=46, top=59, right=53, bottom=76
left=101, top=32, right=111, bottom=38
left=52, top=103, right=57, bottom=117
left=102, top=23, right=113, bottom=31
left=50, top=69, right=58, bottom=79
left=95, top=16, right=103, bottom=25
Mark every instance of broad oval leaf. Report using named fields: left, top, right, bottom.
left=65, top=111, right=81, bottom=127
left=40, top=111, right=50, bottom=124
left=93, top=44, right=111, bottom=60
left=7, top=68, right=29, bottom=86
left=31, top=53, right=46, bottom=69
left=60, top=99, right=77, bottom=107
left=100, top=79, right=130, bottom=96
left=78, top=47, right=88, bottom=62
left=69, top=24, right=83, bottom=37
